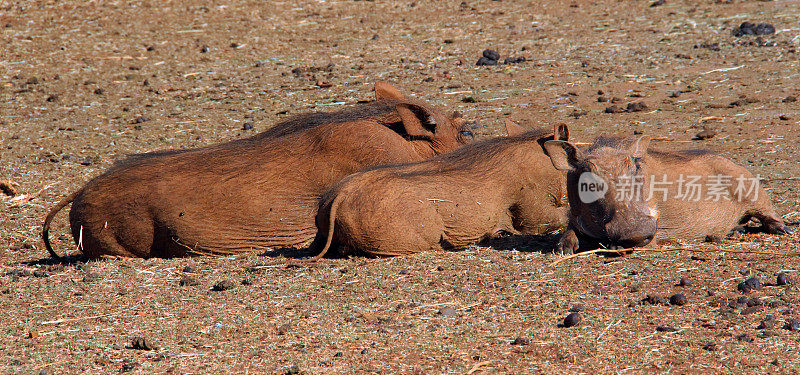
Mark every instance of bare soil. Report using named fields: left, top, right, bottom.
left=1, top=0, right=799, bottom=373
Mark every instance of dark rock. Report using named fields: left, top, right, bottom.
left=182, top=265, right=195, bottom=273
left=677, top=277, right=692, bottom=287
left=200, top=45, right=210, bottom=53
left=650, top=0, right=666, bottom=6
left=785, top=319, right=800, bottom=331
left=747, top=297, right=762, bottom=307
left=241, top=278, right=253, bottom=286
left=82, top=273, right=101, bottom=283
left=482, top=49, right=500, bottom=61
left=132, top=116, right=149, bottom=124
left=33, top=270, right=49, bottom=278
left=461, top=96, right=478, bottom=103
left=46, top=94, right=59, bottom=102
left=670, top=294, right=687, bottom=306
left=694, top=126, right=716, bottom=140
left=333, top=351, right=343, bottom=357
left=129, top=336, right=156, bottom=350
left=212, top=279, right=236, bottom=291
left=779, top=115, right=791, bottom=121
left=503, top=56, right=525, bottom=64
left=283, top=365, right=301, bottom=375
left=702, top=342, right=716, bottom=351
left=604, top=105, right=625, bottom=114
left=642, top=294, right=666, bottom=305
left=733, top=22, right=776, bottom=37
left=597, top=96, right=608, bottom=102
left=277, top=323, right=291, bottom=335
left=758, top=315, right=777, bottom=330
left=743, top=277, right=763, bottom=291
left=121, top=359, right=139, bottom=372
left=783, top=96, right=797, bottom=103
left=242, top=122, right=254, bottom=130
left=511, top=336, right=530, bottom=345
left=476, top=57, right=497, bottom=66
left=626, top=102, right=648, bottom=112
left=563, top=312, right=581, bottom=328
left=777, top=272, right=792, bottom=286
left=656, top=325, right=676, bottom=332
left=737, top=282, right=752, bottom=294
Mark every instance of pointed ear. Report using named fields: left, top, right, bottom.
left=504, top=120, right=527, bottom=137
left=554, top=123, right=569, bottom=141
left=544, top=140, right=584, bottom=171
left=374, top=81, right=406, bottom=101
left=396, top=103, right=437, bottom=138
left=630, top=135, right=650, bottom=158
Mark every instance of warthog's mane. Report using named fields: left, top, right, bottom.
left=112, top=99, right=403, bottom=168
left=385, top=128, right=554, bottom=177
left=587, top=137, right=714, bottom=160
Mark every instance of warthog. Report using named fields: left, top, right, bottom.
left=43, top=82, right=474, bottom=258
left=544, top=136, right=791, bottom=254
left=306, top=122, right=570, bottom=259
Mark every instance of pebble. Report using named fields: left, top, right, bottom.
left=626, top=102, right=648, bottom=112
left=744, top=277, right=763, bottom=291
left=242, top=122, right=254, bottom=130
left=642, top=294, right=666, bottom=305
left=277, top=323, right=291, bottom=335
left=783, top=96, right=797, bottom=103
left=604, top=105, right=625, bottom=114
left=511, top=336, right=530, bottom=345
left=563, top=312, right=581, bottom=328
left=777, top=272, right=792, bottom=286
left=741, top=306, right=762, bottom=315
left=785, top=319, right=800, bottom=331
left=747, top=297, right=762, bottom=307
left=504, top=56, right=525, bottom=64
left=732, top=22, right=776, bottom=37
left=212, top=279, right=236, bottom=291
left=736, top=334, right=753, bottom=343
left=182, top=265, right=195, bottom=273
left=569, top=304, right=585, bottom=313
left=439, top=307, right=458, bottom=317
left=132, top=116, right=149, bottom=124
left=656, top=325, right=676, bottom=332
left=670, top=294, right=687, bottom=306
left=475, top=57, right=497, bottom=66
left=130, top=336, right=155, bottom=350
left=677, top=277, right=692, bottom=287
left=179, top=275, right=199, bottom=286
left=694, top=127, right=716, bottom=140
left=758, top=315, right=777, bottom=330
left=482, top=49, right=500, bottom=61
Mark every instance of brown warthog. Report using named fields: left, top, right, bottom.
left=306, top=122, right=570, bottom=259
left=43, top=82, right=474, bottom=258
left=544, top=136, right=791, bottom=254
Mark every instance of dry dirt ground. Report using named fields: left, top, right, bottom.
left=2, top=0, right=800, bottom=373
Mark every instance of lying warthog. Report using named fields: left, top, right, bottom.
left=306, top=122, right=570, bottom=259
left=43, top=82, right=474, bottom=258
left=544, top=136, right=791, bottom=254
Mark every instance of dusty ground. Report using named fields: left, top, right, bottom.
left=2, top=0, right=800, bottom=373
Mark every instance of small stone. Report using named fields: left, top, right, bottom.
left=33, top=270, right=49, bottom=278
left=758, top=316, right=777, bottom=330
left=744, top=277, right=763, bottom=291
left=670, top=294, right=687, bottom=306
left=702, top=342, right=716, bottom=351
left=46, top=94, right=59, bottom=102
left=179, top=275, right=199, bottom=286
left=333, top=351, right=343, bottom=357
left=747, top=297, right=762, bottom=307
left=82, top=273, right=101, bottom=283
left=568, top=304, right=585, bottom=313
left=475, top=57, right=497, bottom=66
left=656, top=325, right=676, bottom=332
left=694, top=127, right=717, bottom=140
left=242, top=122, right=254, bottom=130
left=563, top=312, right=581, bottom=328
left=604, top=105, right=624, bottom=114
left=777, top=272, right=792, bottom=286
left=626, top=102, right=648, bottom=112
left=597, top=96, right=608, bottom=102
left=650, top=0, right=666, bottom=6
left=741, top=306, right=762, bottom=315
left=241, top=278, right=253, bottom=286
left=282, top=365, right=300, bottom=375
left=779, top=115, right=791, bottom=121
left=677, top=277, right=692, bottom=287
left=785, top=319, right=800, bottom=331
left=182, top=265, right=195, bottom=273
left=438, top=307, right=458, bottom=317
left=482, top=49, right=500, bottom=61
left=503, top=56, right=525, bottom=64
left=783, top=96, right=797, bottom=103
left=212, top=280, right=236, bottom=291
left=132, top=116, right=149, bottom=124
left=200, top=45, right=210, bottom=53
left=94, top=88, right=104, bottom=95
left=738, top=282, right=752, bottom=294
left=130, top=336, right=155, bottom=350
left=642, top=294, right=666, bottom=305
left=511, top=336, right=530, bottom=345
left=121, top=359, right=139, bottom=372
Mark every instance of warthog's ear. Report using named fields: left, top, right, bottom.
left=554, top=123, right=569, bottom=141
left=630, top=135, right=650, bottom=158
left=396, top=103, right=437, bottom=137
left=544, top=140, right=584, bottom=171
left=374, top=81, right=406, bottom=101
left=504, top=119, right=527, bottom=137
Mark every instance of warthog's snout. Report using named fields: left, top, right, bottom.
left=605, top=216, right=657, bottom=249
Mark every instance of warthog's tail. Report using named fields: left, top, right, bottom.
left=305, top=195, right=342, bottom=262
left=42, top=189, right=80, bottom=259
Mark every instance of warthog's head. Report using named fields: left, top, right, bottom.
left=544, top=136, right=657, bottom=249
left=375, top=81, right=474, bottom=155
